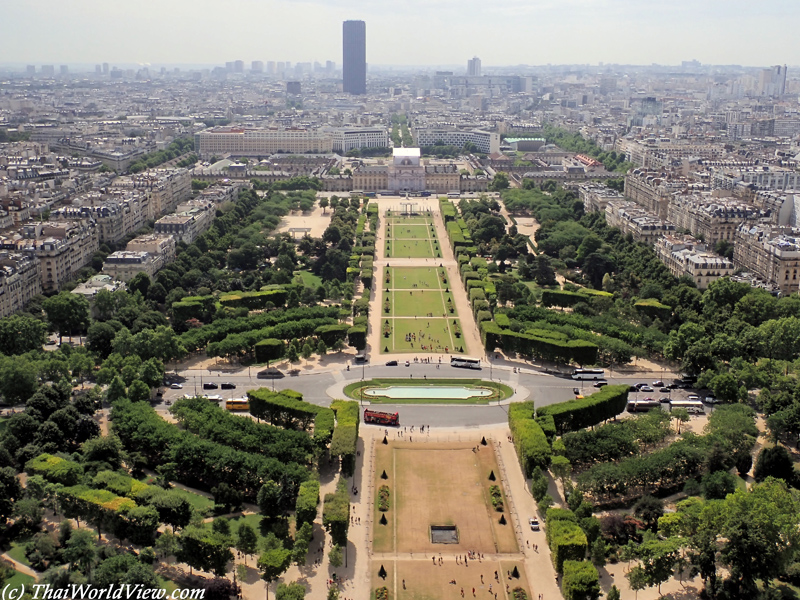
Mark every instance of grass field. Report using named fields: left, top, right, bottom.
left=385, top=214, right=440, bottom=259
left=381, top=267, right=464, bottom=354
left=3, top=570, right=34, bottom=595
left=373, top=442, right=518, bottom=555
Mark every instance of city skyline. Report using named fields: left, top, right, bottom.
left=1, top=0, right=800, bottom=68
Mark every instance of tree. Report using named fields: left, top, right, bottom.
left=319, top=197, right=329, bottom=214
left=0, top=467, right=22, bottom=525
left=275, top=583, right=306, bottom=600
left=235, top=522, right=259, bottom=564
left=106, top=376, right=128, bottom=403
left=591, top=537, right=607, bottom=567
left=606, top=585, right=620, bottom=600
left=129, top=272, right=151, bottom=298
left=633, top=496, right=663, bottom=531
left=42, top=292, right=90, bottom=342
left=292, top=521, right=312, bottom=566
left=701, top=470, right=737, bottom=500
left=328, top=544, right=343, bottom=569
left=258, top=548, right=292, bottom=600
left=128, top=379, right=151, bottom=403
left=177, top=527, right=234, bottom=577
left=672, top=408, right=690, bottom=434
left=534, top=254, right=557, bottom=286
left=0, top=356, right=40, bottom=403
left=258, top=481, right=283, bottom=519
left=63, top=528, right=97, bottom=573
left=489, top=172, right=509, bottom=191
left=301, top=343, right=313, bottom=363
left=626, top=565, right=647, bottom=600
left=213, top=483, right=243, bottom=513
left=753, top=445, right=796, bottom=484
left=561, top=560, right=601, bottom=600
left=316, top=340, right=327, bottom=357
left=0, top=314, right=47, bottom=355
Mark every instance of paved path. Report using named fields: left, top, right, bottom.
left=1, top=553, right=39, bottom=580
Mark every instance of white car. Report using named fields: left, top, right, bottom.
left=529, top=517, right=540, bottom=531
left=170, top=383, right=183, bottom=389
left=639, top=385, right=654, bottom=392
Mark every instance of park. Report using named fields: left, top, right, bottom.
left=385, top=212, right=442, bottom=259
left=371, top=439, right=532, bottom=600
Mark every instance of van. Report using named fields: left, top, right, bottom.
left=354, top=354, right=368, bottom=364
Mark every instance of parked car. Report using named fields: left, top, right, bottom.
left=629, top=385, right=638, bottom=392
left=659, top=396, right=671, bottom=403
left=170, top=383, right=183, bottom=389
left=221, top=382, right=236, bottom=390
left=653, top=380, right=664, bottom=387
left=660, top=387, right=671, bottom=393
left=203, top=382, right=219, bottom=390
left=385, top=360, right=398, bottom=366
left=704, top=396, right=720, bottom=405
left=635, top=383, right=648, bottom=389
left=639, top=385, right=654, bottom=392
left=529, top=517, right=540, bottom=531
left=688, top=394, right=700, bottom=401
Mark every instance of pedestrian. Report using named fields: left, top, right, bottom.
left=481, top=575, right=483, bottom=584
left=402, top=580, right=406, bottom=590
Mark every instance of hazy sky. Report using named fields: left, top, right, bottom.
left=2, top=0, right=798, bottom=68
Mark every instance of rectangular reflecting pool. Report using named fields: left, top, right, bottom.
left=364, top=386, right=492, bottom=399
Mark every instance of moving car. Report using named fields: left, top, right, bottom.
left=639, top=385, right=654, bottom=392
left=653, top=380, right=664, bottom=387
left=405, top=360, right=410, bottom=367
left=660, top=387, right=671, bottom=393
left=203, top=382, right=219, bottom=390
left=593, top=380, right=608, bottom=388
left=385, top=360, right=398, bottom=366
left=170, top=383, right=183, bottom=389
left=529, top=517, right=540, bottom=531
left=221, top=382, right=236, bottom=390
left=704, top=396, right=720, bottom=405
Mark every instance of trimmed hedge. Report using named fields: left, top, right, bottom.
left=313, top=408, right=335, bottom=449
left=562, top=561, right=600, bottom=600
left=25, top=454, right=84, bottom=486
left=330, top=400, right=360, bottom=476
left=254, top=338, right=284, bottom=363
left=536, top=385, right=629, bottom=435
left=480, top=321, right=598, bottom=364
left=219, top=289, right=288, bottom=310
left=347, top=326, right=367, bottom=349
left=315, top=323, right=351, bottom=346
left=546, top=519, right=588, bottom=574
left=508, top=402, right=552, bottom=475
left=295, top=479, right=320, bottom=527
left=495, top=314, right=511, bottom=328
left=247, top=388, right=319, bottom=430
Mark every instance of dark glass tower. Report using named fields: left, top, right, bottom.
left=342, top=20, right=366, bottom=95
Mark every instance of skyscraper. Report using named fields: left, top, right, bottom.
left=467, top=56, right=481, bottom=77
left=343, top=20, right=366, bottom=95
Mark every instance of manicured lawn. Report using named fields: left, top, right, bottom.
left=385, top=318, right=460, bottom=354
left=391, top=290, right=447, bottom=317
left=387, top=223, right=432, bottom=239
left=158, top=577, right=179, bottom=595
left=294, top=270, right=323, bottom=288
left=385, top=215, right=440, bottom=258
left=4, top=570, right=34, bottom=595
left=386, top=239, right=439, bottom=258
left=6, top=541, right=31, bottom=566
left=169, top=487, right=215, bottom=515
left=385, top=266, right=445, bottom=290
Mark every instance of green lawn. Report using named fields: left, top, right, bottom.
left=385, top=266, right=446, bottom=290
left=386, top=240, right=439, bottom=259
left=168, top=487, right=215, bottom=515
left=6, top=541, right=31, bottom=566
left=387, top=223, right=432, bottom=240
left=294, top=271, right=323, bottom=288
left=4, top=570, right=35, bottom=595
left=391, top=290, right=447, bottom=317
left=385, top=215, right=440, bottom=258
left=383, top=318, right=461, bottom=354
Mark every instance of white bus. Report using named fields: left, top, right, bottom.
left=669, top=399, right=705, bottom=415
left=451, top=356, right=482, bottom=370
left=627, top=399, right=662, bottom=413
left=571, top=368, right=605, bottom=380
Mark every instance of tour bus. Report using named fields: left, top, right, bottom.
left=447, top=191, right=461, bottom=199
left=225, top=398, right=250, bottom=411
left=571, top=368, right=606, bottom=381
left=451, top=356, right=482, bottom=370
left=350, top=190, right=364, bottom=198
left=669, top=399, right=705, bottom=415
left=626, top=399, right=662, bottom=413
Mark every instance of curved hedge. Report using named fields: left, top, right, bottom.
left=546, top=518, right=588, bottom=574
left=219, top=288, right=288, bottom=310
left=295, top=479, right=320, bottom=527
left=536, top=385, right=628, bottom=435
left=508, top=402, right=552, bottom=475
left=25, top=454, right=84, bottom=486
left=481, top=321, right=598, bottom=365
left=247, top=389, right=320, bottom=430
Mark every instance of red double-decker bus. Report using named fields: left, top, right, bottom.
left=363, top=409, right=399, bottom=426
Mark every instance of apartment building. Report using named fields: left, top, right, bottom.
left=711, top=166, right=800, bottom=192
left=605, top=200, right=676, bottom=244
left=102, top=251, right=161, bottom=282
left=51, top=190, right=150, bottom=244
left=667, top=195, right=763, bottom=246
left=579, top=183, right=624, bottom=213
left=327, top=127, right=389, bottom=153
left=71, top=274, right=126, bottom=317
left=0, top=252, right=42, bottom=318
left=126, top=234, right=176, bottom=266
left=413, top=128, right=500, bottom=155
left=28, top=220, right=100, bottom=291
left=735, top=224, right=800, bottom=295
left=624, top=169, right=691, bottom=219
left=655, top=235, right=734, bottom=289
left=194, top=127, right=333, bottom=158
left=110, top=168, right=192, bottom=218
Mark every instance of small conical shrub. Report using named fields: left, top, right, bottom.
left=381, top=469, right=388, bottom=479
left=499, top=514, right=506, bottom=525
left=481, top=436, right=488, bottom=446
left=379, top=565, right=387, bottom=579
left=512, top=566, right=520, bottom=578
left=380, top=513, right=388, bottom=525
left=489, top=470, right=496, bottom=481
left=382, top=436, right=388, bottom=445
